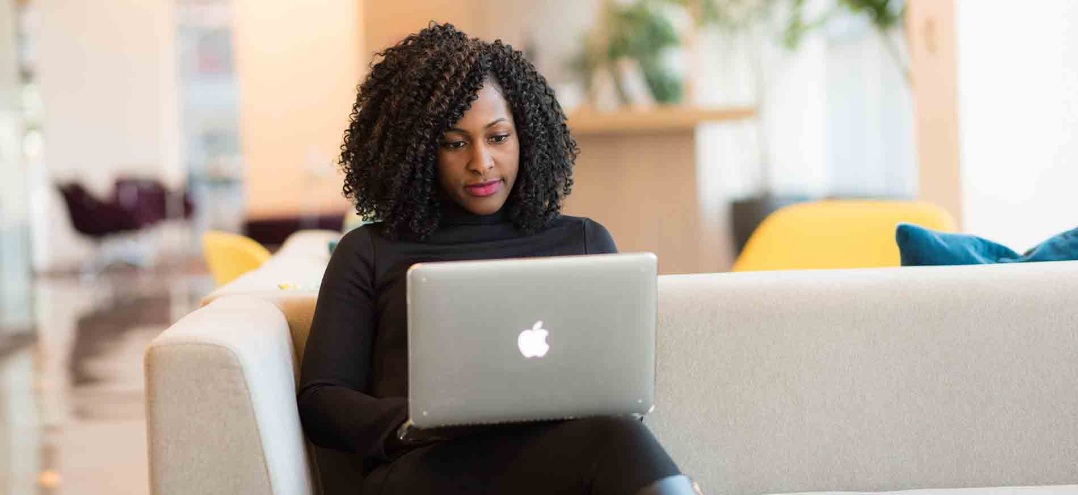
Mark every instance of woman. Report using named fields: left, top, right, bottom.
left=298, top=23, right=701, bottom=495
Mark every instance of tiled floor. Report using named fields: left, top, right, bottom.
left=0, top=264, right=214, bottom=495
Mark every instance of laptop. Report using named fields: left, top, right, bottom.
left=406, top=252, right=657, bottom=429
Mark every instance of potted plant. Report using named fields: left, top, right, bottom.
left=571, top=0, right=685, bottom=108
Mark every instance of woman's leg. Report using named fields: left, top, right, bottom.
left=361, top=417, right=681, bottom=495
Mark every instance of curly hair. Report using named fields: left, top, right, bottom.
left=339, top=23, right=578, bottom=240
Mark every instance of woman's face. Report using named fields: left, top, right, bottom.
left=437, top=81, right=520, bottom=216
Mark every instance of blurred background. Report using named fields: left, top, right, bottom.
left=0, top=0, right=1076, bottom=493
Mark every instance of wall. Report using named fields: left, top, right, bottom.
left=231, top=0, right=362, bottom=220
left=760, top=11, right=831, bottom=198
left=364, top=0, right=480, bottom=57
left=825, top=17, right=916, bottom=198
left=31, top=0, right=182, bottom=271
left=693, top=0, right=915, bottom=202
left=362, top=0, right=595, bottom=87
left=955, top=0, right=1078, bottom=249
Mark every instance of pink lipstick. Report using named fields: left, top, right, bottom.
left=465, top=180, right=502, bottom=197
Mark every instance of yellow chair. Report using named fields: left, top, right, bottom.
left=732, top=200, right=956, bottom=272
left=202, top=230, right=273, bottom=286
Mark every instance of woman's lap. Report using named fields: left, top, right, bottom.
left=361, top=416, right=679, bottom=495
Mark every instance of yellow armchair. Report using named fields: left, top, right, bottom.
left=201, top=230, right=273, bottom=286
left=732, top=200, right=956, bottom=272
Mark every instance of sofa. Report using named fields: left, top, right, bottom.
left=145, top=230, right=1078, bottom=494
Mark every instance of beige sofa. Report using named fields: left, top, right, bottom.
left=146, top=230, right=1078, bottom=494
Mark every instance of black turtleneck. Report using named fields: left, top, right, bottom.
left=297, top=204, right=617, bottom=467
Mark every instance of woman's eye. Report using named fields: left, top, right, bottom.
left=489, top=134, right=510, bottom=144
left=442, top=140, right=466, bottom=150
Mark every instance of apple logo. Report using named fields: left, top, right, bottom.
left=517, top=321, right=550, bottom=358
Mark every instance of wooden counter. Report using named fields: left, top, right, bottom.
left=563, top=106, right=757, bottom=274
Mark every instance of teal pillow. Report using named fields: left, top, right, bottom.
left=896, top=223, right=1078, bottom=266
left=329, top=239, right=339, bottom=255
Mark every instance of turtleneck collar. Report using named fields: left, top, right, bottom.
left=439, top=199, right=509, bottom=226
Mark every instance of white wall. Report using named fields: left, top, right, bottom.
left=761, top=20, right=831, bottom=197
left=693, top=0, right=915, bottom=201
left=955, top=0, right=1078, bottom=249
left=31, top=0, right=182, bottom=271
left=825, top=17, right=916, bottom=198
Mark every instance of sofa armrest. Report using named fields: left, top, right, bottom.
left=145, top=296, right=316, bottom=495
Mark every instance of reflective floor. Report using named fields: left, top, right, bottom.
left=0, top=264, right=213, bottom=495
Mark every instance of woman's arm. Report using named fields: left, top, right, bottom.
left=297, top=227, right=408, bottom=461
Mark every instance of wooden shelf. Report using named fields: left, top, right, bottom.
left=567, top=106, right=757, bottom=136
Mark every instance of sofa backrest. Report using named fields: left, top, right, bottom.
left=648, top=260, right=1078, bottom=493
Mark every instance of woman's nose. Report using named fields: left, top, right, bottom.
left=467, top=143, right=494, bottom=174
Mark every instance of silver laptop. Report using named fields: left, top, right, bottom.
left=406, top=252, right=657, bottom=429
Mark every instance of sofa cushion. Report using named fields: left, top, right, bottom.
left=775, top=485, right=1078, bottom=495
left=896, top=223, right=1078, bottom=266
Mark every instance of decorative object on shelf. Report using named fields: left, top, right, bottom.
left=614, top=58, right=656, bottom=108
left=572, top=0, right=685, bottom=108
left=571, top=0, right=783, bottom=109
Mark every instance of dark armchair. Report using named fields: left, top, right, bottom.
left=57, top=179, right=198, bottom=274
left=113, top=178, right=195, bottom=229
left=56, top=182, right=141, bottom=238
